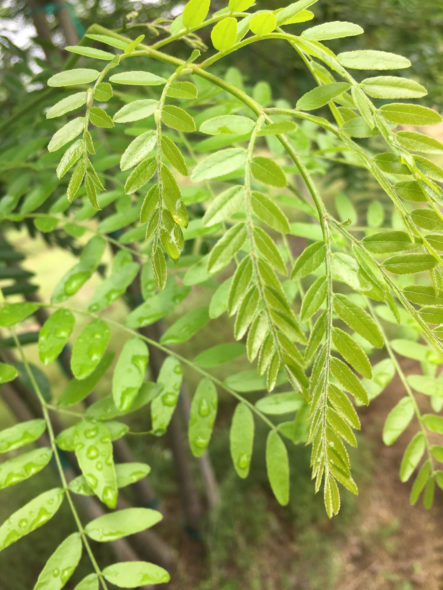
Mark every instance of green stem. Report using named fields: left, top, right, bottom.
left=366, top=302, right=436, bottom=477
left=10, top=330, right=108, bottom=590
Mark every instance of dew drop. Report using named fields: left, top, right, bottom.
left=56, top=328, right=69, bottom=339
left=95, top=461, right=103, bottom=471
left=173, top=364, right=182, bottom=375
left=64, top=271, right=89, bottom=295
left=194, top=436, right=208, bottom=449
left=198, top=399, right=210, bottom=417
left=87, top=446, right=99, bottom=459
left=237, top=453, right=250, bottom=470
left=162, top=393, right=177, bottom=407
left=52, top=568, right=60, bottom=578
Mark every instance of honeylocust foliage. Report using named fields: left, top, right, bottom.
left=0, top=0, right=442, bottom=586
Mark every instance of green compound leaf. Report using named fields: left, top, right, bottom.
left=183, top=0, right=210, bottom=28
left=229, top=0, right=255, bottom=10
left=161, top=136, right=188, bottom=176
left=194, top=343, right=245, bottom=368
left=120, top=130, right=157, bottom=171
left=0, top=487, right=64, bottom=551
left=69, top=462, right=151, bottom=496
left=166, top=81, right=198, bottom=99
left=65, top=45, right=115, bottom=60
left=332, top=328, right=372, bottom=378
left=301, top=21, right=363, bottom=41
left=383, top=254, right=437, bottom=274
left=160, top=307, right=210, bottom=345
left=0, top=419, right=46, bottom=453
left=59, top=353, right=114, bottom=407
left=361, top=76, right=427, bottom=99
left=94, top=82, right=113, bottom=101
left=85, top=508, right=162, bottom=542
left=191, top=148, right=246, bottom=182
left=300, top=275, right=327, bottom=320
left=109, top=71, right=166, bottom=86
left=0, top=447, right=52, bottom=490
left=330, top=357, right=369, bottom=405
left=52, top=235, right=106, bottom=303
left=200, top=114, right=254, bottom=135
left=250, top=156, right=287, bottom=187
left=407, top=375, right=443, bottom=397
left=291, top=241, right=326, bottom=278
left=112, top=338, right=149, bottom=412
left=89, top=252, right=140, bottom=311
left=102, top=561, right=170, bottom=587
left=151, top=357, right=182, bottom=435
left=410, top=461, right=431, bottom=505
left=46, top=92, right=87, bottom=119
left=113, top=99, right=158, bottom=123
left=38, top=309, right=75, bottom=365
left=47, top=69, right=100, bottom=87
left=380, top=103, right=442, bottom=126
left=400, top=433, right=425, bottom=482
left=337, top=50, right=411, bottom=70
left=297, top=82, right=350, bottom=110
left=211, top=17, right=238, bottom=52
left=383, top=397, right=414, bottom=445
left=85, top=33, right=129, bottom=50
left=162, top=105, right=196, bottom=132
left=74, top=419, right=118, bottom=508
left=71, top=319, right=110, bottom=380
left=48, top=117, right=85, bottom=152
left=276, top=1, right=318, bottom=25
left=396, top=131, right=443, bottom=154
left=0, top=362, right=18, bottom=384
left=188, top=378, right=218, bottom=457
left=266, top=431, right=290, bottom=505
left=0, top=302, right=38, bottom=327
left=33, top=532, right=82, bottom=590
left=89, top=106, right=114, bottom=128
left=208, top=223, right=247, bottom=273
left=251, top=192, right=290, bottom=234
left=333, top=294, right=383, bottom=348
left=255, top=391, right=304, bottom=415
left=230, top=402, right=254, bottom=479
left=203, top=186, right=244, bottom=226
left=56, top=139, right=83, bottom=179
left=250, top=11, right=277, bottom=35
left=422, top=414, right=443, bottom=434
left=362, top=230, right=414, bottom=253
left=73, top=574, right=98, bottom=590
